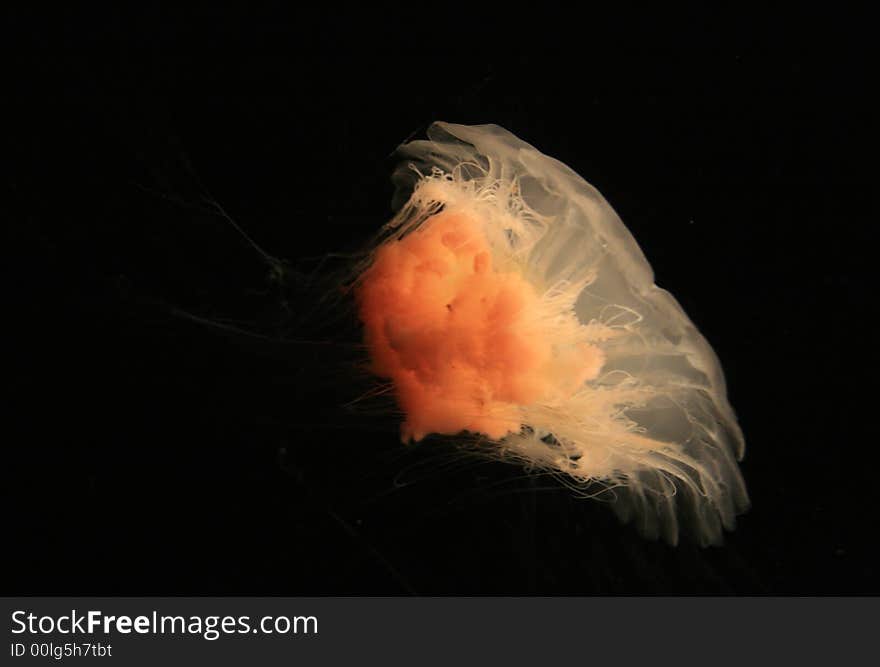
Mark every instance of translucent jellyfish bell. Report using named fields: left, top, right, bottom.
left=355, top=122, right=748, bottom=546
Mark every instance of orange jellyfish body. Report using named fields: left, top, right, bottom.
left=357, top=209, right=604, bottom=442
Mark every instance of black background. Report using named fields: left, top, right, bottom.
left=6, top=7, right=876, bottom=594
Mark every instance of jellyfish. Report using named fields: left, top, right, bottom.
left=353, top=122, right=748, bottom=546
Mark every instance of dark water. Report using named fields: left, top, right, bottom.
left=6, top=8, right=875, bottom=594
